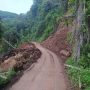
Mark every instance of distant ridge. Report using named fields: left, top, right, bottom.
left=0, top=10, right=18, bottom=19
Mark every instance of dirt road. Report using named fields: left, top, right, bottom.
left=9, top=43, right=69, bottom=90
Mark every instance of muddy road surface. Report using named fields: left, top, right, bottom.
left=9, top=43, right=69, bottom=90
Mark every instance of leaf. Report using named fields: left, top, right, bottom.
left=87, top=53, right=90, bottom=58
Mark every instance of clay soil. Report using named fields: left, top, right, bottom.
left=42, top=27, right=71, bottom=62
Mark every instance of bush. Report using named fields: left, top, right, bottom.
left=0, top=69, right=16, bottom=85
left=66, top=55, right=90, bottom=90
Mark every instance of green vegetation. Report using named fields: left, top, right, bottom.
left=26, top=0, right=64, bottom=41
left=67, top=55, right=90, bottom=90
left=67, top=32, right=73, bottom=45
left=66, top=0, right=90, bottom=90
left=0, top=69, right=16, bottom=85
left=0, top=0, right=65, bottom=53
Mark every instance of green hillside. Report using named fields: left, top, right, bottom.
left=25, top=0, right=66, bottom=41
left=0, top=0, right=67, bottom=52
left=0, top=10, right=18, bottom=19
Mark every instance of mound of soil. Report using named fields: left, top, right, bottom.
left=0, top=43, right=41, bottom=70
left=42, top=27, right=72, bottom=61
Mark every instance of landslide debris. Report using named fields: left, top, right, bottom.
left=0, top=43, right=41, bottom=72
left=42, top=27, right=72, bottom=61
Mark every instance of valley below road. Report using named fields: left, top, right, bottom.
left=9, top=42, right=70, bottom=90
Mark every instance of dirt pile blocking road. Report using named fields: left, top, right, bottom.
left=0, top=43, right=41, bottom=72
left=42, top=27, right=72, bottom=61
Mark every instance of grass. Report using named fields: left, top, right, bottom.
left=66, top=57, right=90, bottom=90
left=0, top=68, right=16, bottom=86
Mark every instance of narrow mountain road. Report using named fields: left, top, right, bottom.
left=9, top=43, right=69, bottom=90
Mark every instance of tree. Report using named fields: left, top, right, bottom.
left=0, top=17, right=3, bottom=40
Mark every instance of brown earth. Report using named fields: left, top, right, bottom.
left=42, top=27, right=72, bottom=62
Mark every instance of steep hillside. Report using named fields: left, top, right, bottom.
left=25, top=0, right=66, bottom=41
left=0, top=11, right=26, bottom=52
left=0, top=0, right=68, bottom=53
left=0, top=10, right=19, bottom=31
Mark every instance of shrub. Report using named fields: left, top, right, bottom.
left=0, top=69, right=16, bottom=85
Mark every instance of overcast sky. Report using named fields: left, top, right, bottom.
left=0, top=0, right=33, bottom=14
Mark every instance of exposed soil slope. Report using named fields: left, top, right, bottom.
left=42, top=27, right=71, bottom=62
left=9, top=43, right=70, bottom=90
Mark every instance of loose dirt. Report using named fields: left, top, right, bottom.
left=42, top=27, right=71, bottom=62
left=0, top=43, right=41, bottom=71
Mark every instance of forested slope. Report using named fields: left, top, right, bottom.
left=0, top=0, right=67, bottom=53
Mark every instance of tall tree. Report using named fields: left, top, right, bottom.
left=0, top=17, right=3, bottom=40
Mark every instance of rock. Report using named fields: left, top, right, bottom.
left=60, top=50, right=71, bottom=57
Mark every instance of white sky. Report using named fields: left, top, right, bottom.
left=0, top=0, right=33, bottom=14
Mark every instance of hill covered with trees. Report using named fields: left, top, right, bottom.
left=0, top=0, right=67, bottom=53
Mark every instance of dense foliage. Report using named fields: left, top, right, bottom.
left=0, top=0, right=66, bottom=53
left=66, top=0, right=90, bottom=90
left=0, top=69, right=16, bottom=86
left=25, top=0, right=65, bottom=41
